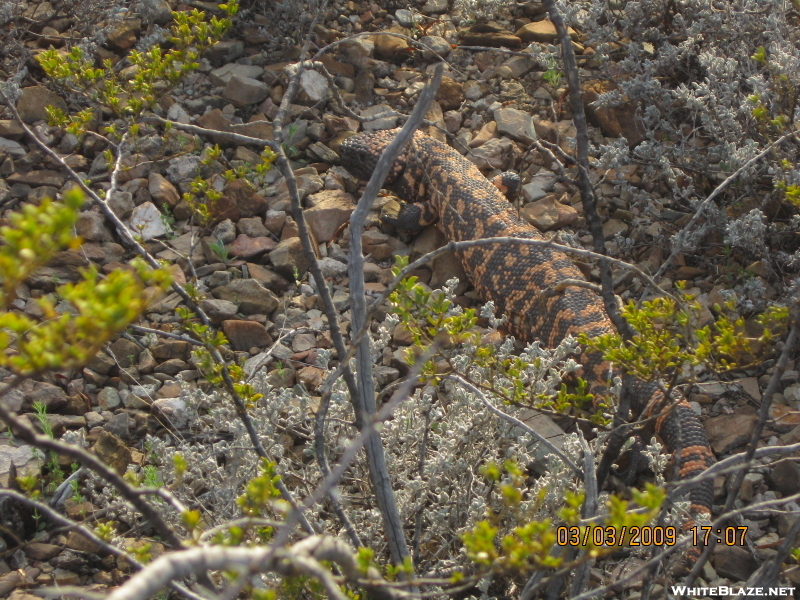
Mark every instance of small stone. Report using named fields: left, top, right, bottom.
left=166, top=102, right=191, bottom=124
left=304, top=190, right=356, bottom=242
left=422, top=0, right=447, bottom=14
left=25, top=542, right=62, bottom=561
left=515, top=20, right=578, bottom=44
left=92, top=431, right=132, bottom=475
left=705, top=412, right=758, bottom=455
left=297, top=366, right=325, bottom=390
left=292, top=333, right=317, bottom=352
left=152, top=397, right=189, bottom=429
left=713, top=545, right=758, bottom=580
left=460, top=26, right=522, bottom=48
left=299, top=69, right=329, bottom=102
left=361, top=104, right=398, bottom=130
left=16, top=86, right=68, bottom=124
left=0, top=445, right=41, bottom=487
left=318, top=257, right=348, bottom=279
left=494, top=107, right=537, bottom=145
left=229, top=234, right=276, bottom=258
left=601, top=219, right=629, bottom=239
left=97, top=387, right=122, bottom=410
left=129, top=201, right=169, bottom=240
left=769, top=460, right=800, bottom=496
left=268, top=237, right=309, bottom=280
left=223, top=75, right=269, bottom=105
left=152, top=340, right=191, bottom=360
left=106, top=18, right=141, bottom=51
left=222, top=320, right=273, bottom=351
left=237, top=217, right=269, bottom=239
left=204, top=40, right=245, bottom=67
left=108, top=191, right=134, bottom=220
left=521, top=171, right=558, bottom=202
left=520, top=197, right=578, bottom=231
left=435, top=76, right=465, bottom=111
left=419, top=35, right=451, bottom=58
left=212, top=279, right=280, bottom=315
left=76, top=211, right=113, bottom=242
left=468, top=138, right=517, bottom=170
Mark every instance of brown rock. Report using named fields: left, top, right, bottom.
left=92, top=431, right=132, bottom=475
left=461, top=25, right=522, bottom=48
left=229, top=234, right=276, bottom=258
left=213, top=179, right=267, bottom=223
left=304, top=190, right=355, bottom=242
left=65, top=530, right=102, bottom=554
left=582, top=80, right=646, bottom=147
left=268, top=237, right=309, bottom=280
left=106, top=19, right=141, bottom=51
left=212, top=278, right=280, bottom=315
left=515, top=20, right=578, bottom=43
left=0, top=571, right=25, bottom=597
left=246, top=263, right=291, bottom=294
left=16, top=86, right=68, bottom=124
left=22, top=380, right=67, bottom=412
left=148, top=173, right=181, bottom=207
left=222, top=320, right=273, bottom=351
left=25, top=542, right=62, bottom=561
left=0, top=119, right=25, bottom=139
left=375, top=27, right=412, bottom=61
left=435, top=76, right=465, bottom=111
left=7, top=170, right=66, bottom=188
left=713, top=544, right=758, bottom=580
left=297, top=366, right=325, bottom=391
left=151, top=340, right=191, bottom=360
left=199, top=298, right=238, bottom=324
left=769, top=459, right=800, bottom=496
left=705, top=412, right=758, bottom=455
left=520, top=196, right=578, bottom=231
left=223, top=75, right=269, bottom=106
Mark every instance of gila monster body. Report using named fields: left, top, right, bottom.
left=341, top=128, right=715, bottom=551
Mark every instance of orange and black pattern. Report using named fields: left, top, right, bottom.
left=341, top=128, right=715, bottom=547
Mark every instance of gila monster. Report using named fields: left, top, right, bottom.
left=340, top=127, right=715, bottom=554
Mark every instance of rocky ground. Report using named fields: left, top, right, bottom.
left=2, top=0, right=800, bottom=598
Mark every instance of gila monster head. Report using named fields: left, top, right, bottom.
left=339, top=128, right=408, bottom=185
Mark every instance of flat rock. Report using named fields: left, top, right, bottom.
left=0, top=445, right=42, bottom=486
left=468, top=137, right=517, bottom=170
left=229, top=233, right=276, bottom=258
left=515, top=20, right=578, bottom=43
left=461, top=26, right=522, bottom=48
left=209, top=63, right=264, bottom=87
left=494, top=107, right=537, bottom=145
left=199, top=298, right=238, bottom=324
left=7, top=170, right=66, bottom=188
left=705, top=412, right=758, bottom=455
left=152, top=397, right=188, bottom=429
left=361, top=104, right=398, bottom=130
left=222, top=320, right=273, bottom=351
left=299, top=69, right=329, bottom=102
left=304, top=190, right=355, bottom=242
left=419, top=35, right=451, bottom=58
left=223, top=75, right=269, bottom=105
left=76, top=211, right=114, bottom=242
left=246, top=262, right=291, bottom=293
left=435, top=76, right=465, bottom=111
left=268, top=237, right=309, bottom=279
left=92, top=430, right=131, bottom=475
left=129, top=201, right=168, bottom=240
left=204, top=39, right=244, bottom=67
left=106, top=18, right=141, bottom=51
left=148, top=172, right=181, bottom=207
left=521, top=171, right=558, bottom=202
left=16, top=86, right=68, bottom=124
left=520, top=196, right=578, bottom=231
left=212, top=278, right=280, bottom=315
